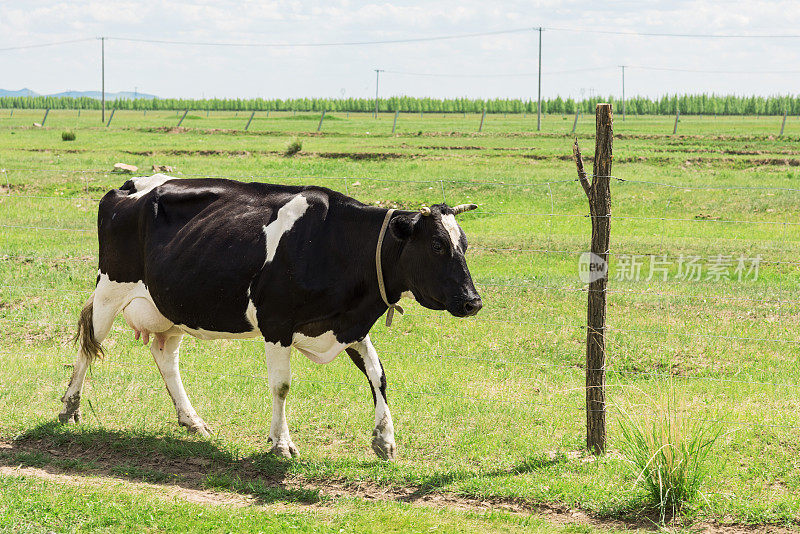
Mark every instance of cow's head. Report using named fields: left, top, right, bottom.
left=390, top=203, right=482, bottom=317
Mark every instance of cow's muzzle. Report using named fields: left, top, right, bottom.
left=452, top=297, right=482, bottom=317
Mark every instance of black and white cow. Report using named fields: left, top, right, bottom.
left=60, top=174, right=482, bottom=459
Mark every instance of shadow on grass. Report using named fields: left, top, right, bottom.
left=4, top=421, right=319, bottom=505
left=403, top=452, right=568, bottom=501
left=4, top=421, right=646, bottom=526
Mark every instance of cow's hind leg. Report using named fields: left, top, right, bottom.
left=150, top=332, right=211, bottom=436
left=346, top=336, right=396, bottom=460
left=59, top=290, right=117, bottom=424
left=265, top=342, right=298, bottom=458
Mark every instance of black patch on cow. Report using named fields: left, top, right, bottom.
left=346, top=347, right=375, bottom=405
left=345, top=346, right=387, bottom=406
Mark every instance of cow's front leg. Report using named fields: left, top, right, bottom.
left=265, top=342, right=298, bottom=458
left=346, top=335, right=396, bottom=460
left=150, top=332, right=211, bottom=436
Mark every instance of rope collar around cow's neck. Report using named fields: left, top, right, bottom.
left=376, top=209, right=404, bottom=327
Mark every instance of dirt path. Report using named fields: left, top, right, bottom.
left=0, top=439, right=794, bottom=533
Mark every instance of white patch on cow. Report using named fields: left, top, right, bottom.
left=149, top=333, right=211, bottom=435
left=292, top=331, right=349, bottom=364
left=350, top=336, right=396, bottom=459
left=94, top=273, right=176, bottom=348
left=128, top=173, right=174, bottom=199
left=123, top=297, right=173, bottom=334
left=263, top=194, right=310, bottom=265
left=265, top=342, right=296, bottom=455
left=440, top=213, right=462, bottom=250
left=245, top=298, right=260, bottom=332
left=175, top=324, right=261, bottom=341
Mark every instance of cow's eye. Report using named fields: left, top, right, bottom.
left=432, top=240, right=445, bottom=254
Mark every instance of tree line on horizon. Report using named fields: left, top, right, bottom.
left=1, top=94, right=798, bottom=115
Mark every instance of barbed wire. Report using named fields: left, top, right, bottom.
left=614, top=176, right=800, bottom=193
left=5, top=288, right=797, bottom=346
left=5, top=168, right=800, bottom=193
left=3, top=315, right=798, bottom=395
left=6, top=194, right=800, bottom=228
left=7, top=348, right=797, bottom=429
left=4, top=238, right=799, bottom=266
left=4, top=277, right=799, bottom=306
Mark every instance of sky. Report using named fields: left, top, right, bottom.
left=1, top=1, right=800, bottom=100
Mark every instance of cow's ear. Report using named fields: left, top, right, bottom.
left=389, top=214, right=418, bottom=240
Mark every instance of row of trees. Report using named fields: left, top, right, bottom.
left=1, top=94, right=799, bottom=115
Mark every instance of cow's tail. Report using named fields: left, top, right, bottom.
left=73, top=293, right=104, bottom=362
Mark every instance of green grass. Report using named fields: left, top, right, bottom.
left=1, top=110, right=800, bottom=531
left=2, top=472, right=599, bottom=533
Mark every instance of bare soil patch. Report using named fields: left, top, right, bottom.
left=123, top=149, right=258, bottom=157
left=1, top=433, right=795, bottom=533
left=316, top=152, right=408, bottom=161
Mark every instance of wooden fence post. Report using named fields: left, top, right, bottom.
left=573, top=103, right=612, bottom=455
left=176, top=109, right=189, bottom=128
left=478, top=109, right=486, bottom=132
left=244, top=110, right=256, bottom=131
left=317, top=109, right=326, bottom=132
left=41, top=108, right=50, bottom=126
left=780, top=111, right=787, bottom=136
left=672, top=108, right=680, bottom=135
left=105, top=108, right=116, bottom=127
left=572, top=109, right=580, bottom=134
left=392, top=110, right=399, bottom=134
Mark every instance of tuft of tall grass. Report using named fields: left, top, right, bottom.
left=61, top=130, right=76, bottom=141
left=284, top=138, right=302, bottom=157
left=617, top=385, right=722, bottom=522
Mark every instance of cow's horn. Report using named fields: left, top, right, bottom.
left=452, top=204, right=478, bottom=215
left=420, top=206, right=431, bottom=216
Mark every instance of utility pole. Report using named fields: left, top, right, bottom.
left=620, top=65, right=626, bottom=121
left=374, top=69, right=384, bottom=119
left=537, top=27, right=543, bottom=131
left=100, top=37, right=106, bottom=123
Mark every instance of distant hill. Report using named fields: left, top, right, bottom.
left=0, top=88, right=40, bottom=97
left=0, top=88, right=158, bottom=100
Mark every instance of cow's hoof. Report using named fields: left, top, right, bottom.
left=268, top=440, right=298, bottom=459
left=58, top=408, right=81, bottom=424
left=181, top=420, right=212, bottom=437
left=371, top=433, right=396, bottom=461
left=59, top=393, right=81, bottom=424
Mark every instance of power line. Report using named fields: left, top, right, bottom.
left=106, top=27, right=534, bottom=48
left=0, top=37, right=95, bottom=52
left=545, top=26, right=800, bottom=38
left=86, top=27, right=800, bottom=49
left=379, top=64, right=800, bottom=78
left=382, top=66, right=613, bottom=78
left=3, top=26, right=800, bottom=55
left=627, top=65, right=800, bottom=74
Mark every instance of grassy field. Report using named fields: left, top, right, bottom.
left=1, top=109, right=799, bottom=532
